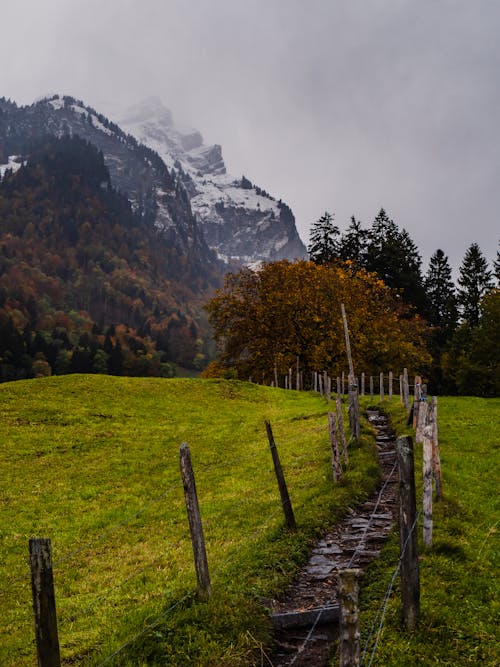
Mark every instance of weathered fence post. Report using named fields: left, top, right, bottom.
left=422, top=417, right=434, bottom=548
left=388, top=371, right=393, bottom=402
left=29, top=538, right=61, bottom=667
left=328, top=412, right=343, bottom=483
left=415, top=397, right=427, bottom=443
left=413, top=375, right=422, bottom=428
left=369, top=375, right=374, bottom=401
left=396, top=436, right=420, bottom=630
left=296, top=356, right=300, bottom=390
left=403, top=368, right=411, bottom=415
left=348, top=376, right=361, bottom=441
left=336, top=396, right=348, bottom=464
left=379, top=372, right=384, bottom=402
left=342, top=371, right=345, bottom=396
left=179, top=443, right=211, bottom=599
left=361, top=372, right=365, bottom=397
left=265, top=421, right=297, bottom=530
left=430, top=396, right=442, bottom=500
left=338, top=568, right=361, bottom=667
left=337, top=376, right=341, bottom=397
left=399, top=374, right=403, bottom=404
left=288, top=368, right=292, bottom=390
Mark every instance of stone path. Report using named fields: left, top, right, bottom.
left=267, top=410, right=398, bottom=667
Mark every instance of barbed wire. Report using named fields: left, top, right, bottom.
left=360, top=511, right=421, bottom=667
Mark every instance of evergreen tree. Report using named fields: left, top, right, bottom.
left=365, top=208, right=427, bottom=312
left=457, top=242, right=493, bottom=327
left=424, top=249, right=458, bottom=343
left=308, top=211, right=340, bottom=264
left=494, top=241, right=500, bottom=286
left=338, top=216, right=369, bottom=265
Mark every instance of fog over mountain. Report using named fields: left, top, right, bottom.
left=1, top=0, right=499, bottom=272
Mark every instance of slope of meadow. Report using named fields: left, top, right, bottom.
left=0, top=375, right=380, bottom=666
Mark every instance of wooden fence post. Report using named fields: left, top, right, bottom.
left=336, top=396, right=348, bottom=464
left=413, top=376, right=422, bottom=428
left=337, top=376, right=341, bottom=397
left=342, top=371, right=345, bottom=396
left=369, top=375, right=374, bottom=401
left=179, top=443, right=211, bottom=599
left=389, top=371, right=393, bottom=402
left=403, top=368, right=411, bottom=415
left=399, top=374, right=403, bottom=403
left=29, top=538, right=61, bottom=667
left=415, top=399, right=427, bottom=444
left=361, top=372, right=365, bottom=397
left=265, top=421, right=297, bottom=530
left=338, top=568, right=361, bottom=667
left=396, top=436, right=420, bottom=630
left=430, top=396, right=443, bottom=500
left=348, top=376, right=360, bottom=441
left=379, top=372, right=384, bottom=402
left=422, top=416, right=433, bottom=548
left=328, top=412, right=343, bottom=483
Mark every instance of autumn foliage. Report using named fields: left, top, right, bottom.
left=205, top=260, right=430, bottom=382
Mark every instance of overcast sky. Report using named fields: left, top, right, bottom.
left=2, top=0, right=499, bottom=273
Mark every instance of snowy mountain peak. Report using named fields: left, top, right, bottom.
left=116, top=99, right=307, bottom=263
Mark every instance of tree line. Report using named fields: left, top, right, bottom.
left=205, top=209, right=498, bottom=397
left=307, top=209, right=498, bottom=395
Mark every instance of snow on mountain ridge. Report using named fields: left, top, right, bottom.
left=114, top=98, right=308, bottom=263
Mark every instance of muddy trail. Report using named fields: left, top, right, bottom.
left=267, top=410, right=398, bottom=667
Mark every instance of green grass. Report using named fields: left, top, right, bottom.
left=0, top=375, right=380, bottom=666
left=343, top=396, right=500, bottom=667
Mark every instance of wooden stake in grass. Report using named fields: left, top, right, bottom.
left=369, top=375, right=374, bottom=401
left=389, top=371, right=393, bottom=402
left=403, top=368, right=411, bottom=414
left=179, top=443, right=211, bottom=600
left=265, top=421, right=296, bottom=530
left=336, top=396, right=348, bottom=464
left=413, top=375, right=422, bottom=428
left=422, top=419, right=434, bottom=548
left=379, top=372, right=384, bottom=402
left=29, top=538, right=61, bottom=667
left=396, top=436, right=420, bottom=631
left=328, top=411, right=343, bottom=483
left=338, top=568, right=361, bottom=667
left=399, top=374, right=403, bottom=403
left=361, top=372, right=365, bottom=397
left=430, top=396, right=443, bottom=500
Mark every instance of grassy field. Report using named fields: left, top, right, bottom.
left=350, top=396, right=500, bottom=667
left=0, top=375, right=381, bottom=666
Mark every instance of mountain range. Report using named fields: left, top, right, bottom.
left=0, top=94, right=306, bottom=266
left=0, top=93, right=306, bottom=379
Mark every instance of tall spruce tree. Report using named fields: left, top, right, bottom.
left=365, top=208, right=427, bottom=313
left=425, top=249, right=458, bottom=344
left=457, top=242, right=493, bottom=327
left=308, top=211, right=340, bottom=264
left=494, top=240, right=500, bottom=286
left=338, top=216, right=369, bottom=265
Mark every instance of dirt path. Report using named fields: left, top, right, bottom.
left=267, top=410, right=398, bottom=666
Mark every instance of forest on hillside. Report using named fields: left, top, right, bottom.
left=0, top=135, right=221, bottom=381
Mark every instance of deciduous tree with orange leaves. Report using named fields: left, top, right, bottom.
left=204, top=260, right=430, bottom=382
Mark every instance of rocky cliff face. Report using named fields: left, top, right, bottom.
left=0, top=94, right=307, bottom=266
left=116, top=97, right=308, bottom=264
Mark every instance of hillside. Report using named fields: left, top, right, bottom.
left=0, top=375, right=380, bottom=666
left=0, top=135, right=222, bottom=380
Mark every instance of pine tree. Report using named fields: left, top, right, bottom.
left=425, top=249, right=458, bottom=343
left=365, top=208, right=427, bottom=312
left=457, top=242, right=493, bottom=327
left=338, top=216, right=369, bottom=265
left=494, top=240, right=500, bottom=286
left=308, top=211, right=340, bottom=264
